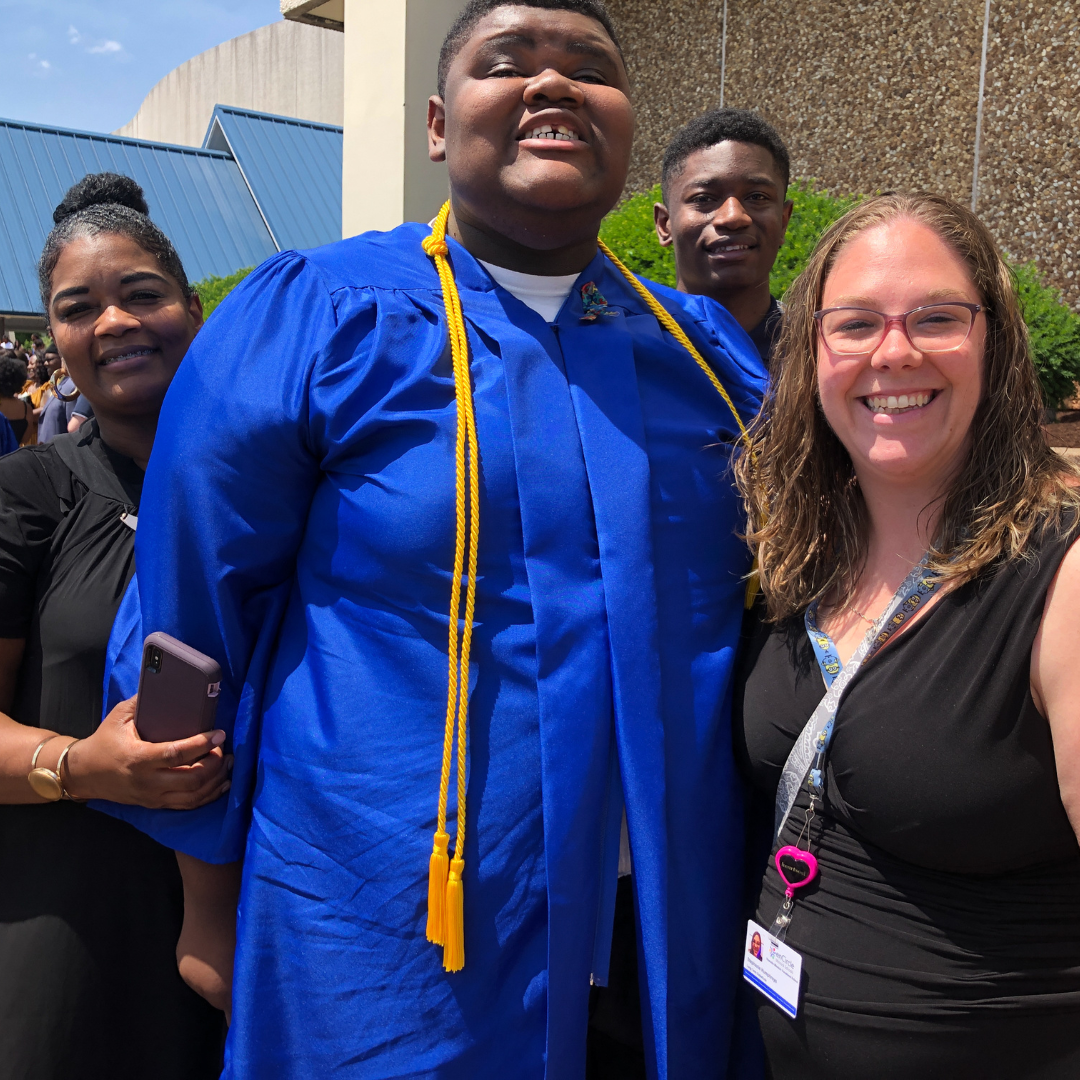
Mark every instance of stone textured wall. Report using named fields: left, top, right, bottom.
left=607, top=0, right=724, bottom=195
left=605, top=0, right=1080, bottom=309
left=978, top=1, right=1079, bottom=304
left=721, top=0, right=985, bottom=203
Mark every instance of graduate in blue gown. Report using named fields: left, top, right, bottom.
left=97, top=2, right=766, bottom=1076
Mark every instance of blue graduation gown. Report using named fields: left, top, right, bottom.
left=98, top=223, right=766, bottom=1079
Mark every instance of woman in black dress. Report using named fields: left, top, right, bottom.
left=0, top=174, right=230, bottom=1079
left=733, top=192, right=1080, bottom=1078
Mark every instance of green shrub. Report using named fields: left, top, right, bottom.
left=195, top=267, right=254, bottom=318
left=600, top=182, right=1080, bottom=408
left=768, top=180, right=860, bottom=299
left=1013, top=264, right=1080, bottom=410
left=598, top=184, right=676, bottom=287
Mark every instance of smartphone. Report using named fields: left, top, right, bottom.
left=134, top=632, right=222, bottom=743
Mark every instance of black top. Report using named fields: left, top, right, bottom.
left=6, top=399, right=30, bottom=444
left=0, top=422, right=142, bottom=732
left=734, top=521, right=1080, bottom=1080
left=746, top=297, right=783, bottom=367
left=0, top=423, right=223, bottom=1079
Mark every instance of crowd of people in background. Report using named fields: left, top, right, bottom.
left=0, top=333, right=94, bottom=453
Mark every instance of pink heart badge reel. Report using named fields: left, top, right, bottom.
left=775, top=845, right=819, bottom=899
left=745, top=848, right=819, bottom=1015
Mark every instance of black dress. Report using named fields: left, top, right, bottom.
left=0, top=423, right=224, bottom=1080
left=734, top=522, right=1080, bottom=1080
left=6, top=399, right=30, bottom=444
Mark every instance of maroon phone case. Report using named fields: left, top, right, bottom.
left=134, top=632, right=222, bottom=743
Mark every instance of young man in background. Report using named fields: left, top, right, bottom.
left=655, top=108, right=792, bottom=366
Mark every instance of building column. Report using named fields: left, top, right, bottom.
left=341, top=0, right=467, bottom=237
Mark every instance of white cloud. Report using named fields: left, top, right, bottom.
left=68, top=25, right=81, bottom=45
left=28, top=53, right=51, bottom=74
left=88, top=39, right=123, bottom=54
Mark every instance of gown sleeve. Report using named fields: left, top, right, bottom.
left=640, top=278, right=768, bottom=427
left=95, top=251, right=377, bottom=862
left=685, top=292, right=769, bottom=424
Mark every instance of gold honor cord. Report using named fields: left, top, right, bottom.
left=422, top=202, right=480, bottom=972
left=420, top=204, right=753, bottom=973
left=596, top=240, right=761, bottom=608
left=596, top=240, right=749, bottom=444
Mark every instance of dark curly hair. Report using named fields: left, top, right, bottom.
left=437, top=0, right=623, bottom=97
left=661, top=109, right=790, bottom=203
left=0, top=356, right=28, bottom=399
left=38, top=172, right=192, bottom=315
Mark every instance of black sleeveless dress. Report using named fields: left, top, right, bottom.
left=0, top=423, right=224, bottom=1080
left=734, top=522, right=1080, bottom=1080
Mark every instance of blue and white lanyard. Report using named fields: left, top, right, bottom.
left=773, top=557, right=939, bottom=839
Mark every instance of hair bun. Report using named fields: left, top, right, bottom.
left=52, top=172, right=149, bottom=224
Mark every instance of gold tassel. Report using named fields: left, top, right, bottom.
left=426, top=830, right=450, bottom=945
left=597, top=239, right=749, bottom=443
left=442, top=857, right=465, bottom=972
left=423, top=203, right=479, bottom=974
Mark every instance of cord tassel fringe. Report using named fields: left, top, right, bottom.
left=443, top=858, right=465, bottom=972
left=426, top=831, right=450, bottom=944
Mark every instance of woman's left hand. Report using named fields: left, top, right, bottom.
left=63, top=696, right=232, bottom=809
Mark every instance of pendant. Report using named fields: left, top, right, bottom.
left=776, top=845, right=818, bottom=897
left=769, top=845, right=819, bottom=941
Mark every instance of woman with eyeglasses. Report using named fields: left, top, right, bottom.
left=733, top=192, right=1080, bottom=1078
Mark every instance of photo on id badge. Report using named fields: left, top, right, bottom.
left=743, top=920, right=804, bottom=1019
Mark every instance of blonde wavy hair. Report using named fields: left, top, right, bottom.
left=736, top=191, right=1080, bottom=622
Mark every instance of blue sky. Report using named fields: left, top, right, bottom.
left=0, top=1, right=281, bottom=135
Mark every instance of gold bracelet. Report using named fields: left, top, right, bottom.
left=27, top=736, right=79, bottom=802
left=57, top=740, right=86, bottom=802
left=29, top=735, right=56, bottom=772
left=27, top=735, right=62, bottom=800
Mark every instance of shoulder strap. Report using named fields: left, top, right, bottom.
left=774, top=559, right=938, bottom=839
left=48, top=428, right=134, bottom=509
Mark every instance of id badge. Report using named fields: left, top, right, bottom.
left=742, top=920, right=803, bottom=1018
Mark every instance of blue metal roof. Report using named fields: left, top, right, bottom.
left=204, top=105, right=342, bottom=253
left=0, top=117, right=278, bottom=315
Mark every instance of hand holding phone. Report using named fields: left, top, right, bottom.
left=135, top=632, right=223, bottom=743
left=58, top=693, right=230, bottom=809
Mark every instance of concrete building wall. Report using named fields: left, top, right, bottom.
left=605, top=0, right=1079, bottom=309
left=114, top=20, right=344, bottom=148
left=341, top=0, right=466, bottom=237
